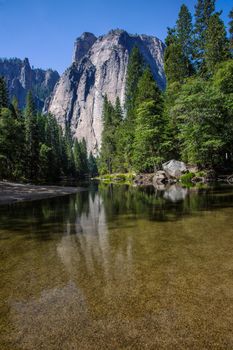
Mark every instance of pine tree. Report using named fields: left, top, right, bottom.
left=113, top=97, right=123, bottom=127
left=118, top=47, right=145, bottom=170
left=165, top=27, right=177, bottom=46
left=176, top=4, right=193, bottom=59
left=40, top=113, right=63, bottom=180
left=79, top=138, right=89, bottom=175
left=205, top=13, right=229, bottom=75
left=111, top=97, right=124, bottom=172
left=74, top=138, right=89, bottom=177
left=229, top=8, right=233, bottom=53
left=64, top=124, right=75, bottom=176
left=10, top=96, right=20, bottom=119
left=0, top=77, right=8, bottom=109
left=194, top=0, right=216, bottom=70
left=164, top=41, right=190, bottom=84
left=24, top=91, right=39, bottom=179
left=133, top=67, right=165, bottom=172
left=100, top=96, right=115, bottom=173
left=125, top=47, right=144, bottom=117
left=88, top=152, right=98, bottom=176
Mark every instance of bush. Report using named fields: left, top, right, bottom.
left=180, top=172, right=195, bottom=184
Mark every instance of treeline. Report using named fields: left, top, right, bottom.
left=0, top=80, right=97, bottom=182
left=100, top=0, right=233, bottom=174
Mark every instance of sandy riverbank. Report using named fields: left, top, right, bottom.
left=0, top=181, right=85, bottom=205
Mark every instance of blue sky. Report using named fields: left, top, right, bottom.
left=0, top=0, right=232, bottom=74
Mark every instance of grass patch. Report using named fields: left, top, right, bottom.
left=180, top=172, right=195, bottom=184
left=95, top=173, right=135, bottom=184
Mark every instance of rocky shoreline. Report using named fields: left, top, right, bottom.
left=134, top=160, right=233, bottom=187
left=0, top=181, right=85, bottom=206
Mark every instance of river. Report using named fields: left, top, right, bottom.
left=1, top=183, right=233, bottom=349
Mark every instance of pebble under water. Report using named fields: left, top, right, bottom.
left=1, top=183, right=233, bottom=349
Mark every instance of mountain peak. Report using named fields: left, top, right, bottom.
left=49, top=29, right=166, bottom=154
left=80, top=32, right=97, bottom=40
left=73, top=33, right=97, bottom=63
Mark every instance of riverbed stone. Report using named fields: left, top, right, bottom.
left=162, top=160, right=187, bottom=178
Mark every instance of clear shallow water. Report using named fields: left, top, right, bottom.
left=1, top=183, right=233, bottom=350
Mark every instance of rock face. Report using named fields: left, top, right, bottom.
left=72, top=32, right=97, bottom=63
left=0, top=58, right=59, bottom=109
left=162, top=160, right=187, bottom=178
left=48, top=29, right=166, bottom=154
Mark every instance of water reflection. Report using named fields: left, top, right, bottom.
left=57, top=190, right=134, bottom=284
left=1, top=183, right=233, bottom=349
left=163, top=184, right=188, bottom=202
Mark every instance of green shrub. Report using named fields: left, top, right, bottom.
left=180, top=172, right=195, bottom=184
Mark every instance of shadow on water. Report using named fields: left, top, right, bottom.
left=1, top=183, right=233, bottom=349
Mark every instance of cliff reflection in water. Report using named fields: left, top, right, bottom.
left=1, top=183, right=233, bottom=349
left=57, top=184, right=192, bottom=281
left=57, top=188, right=134, bottom=281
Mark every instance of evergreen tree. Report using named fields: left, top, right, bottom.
left=114, top=97, right=123, bottom=127
left=118, top=47, right=145, bottom=170
left=24, top=91, right=39, bottom=179
left=10, top=96, right=20, bottom=119
left=125, top=47, right=144, bottom=117
left=170, top=76, right=233, bottom=168
left=229, top=8, right=233, bottom=53
left=39, top=143, right=53, bottom=180
left=165, top=27, right=177, bottom=46
left=73, top=138, right=89, bottom=177
left=133, top=67, right=165, bottom=172
left=88, top=152, right=98, bottom=177
left=37, top=113, right=64, bottom=180
left=79, top=138, right=89, bottom=175
left=164, top=16, right=192, bottom=84
left=204, top=13, right=229, bottom=75
left=100, top=96, right=124, bottom=174
left=0, top=77, right=8, bottom=109
left=194, top=0, right=216, bottom=70
left=112, top=97, right=124, bottom=172
left=213, top=60, right=233, bottom=94
left=176, top=4, right=193, bottom=59
left=100, top=96, right=115, bottom=173
left=164, top=41, right=190, bottom=84
left=0, top=81, right=91, bottom=181
left=64, top=124, right=75, bottom=176
left=0, top=104, right=25, bottom=179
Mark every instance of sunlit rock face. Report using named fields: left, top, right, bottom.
left=0, top=58, right=59, bottom=110
left=48, top=29, right=166, bottom=154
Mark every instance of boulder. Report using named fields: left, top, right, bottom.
left=162, top=160, right=187, bottom=178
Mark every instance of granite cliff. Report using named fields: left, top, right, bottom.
left=0, top=58, right=59, bottom=109
left=48, top=29, right=166, bottom=154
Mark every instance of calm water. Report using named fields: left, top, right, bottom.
left=1, top=183, right=233, bottom=350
